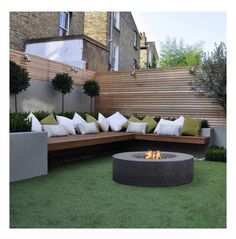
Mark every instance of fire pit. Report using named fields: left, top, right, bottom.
left=112, top=151, right=193, bottom=187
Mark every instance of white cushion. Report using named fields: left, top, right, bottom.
left=154, top=116, right=185, bottom=134
left=158, top=124, right=181, bottom=136
left=174, top=115, right=185, bottom=127
left=72, top=112, right=87, bottom=133
left=77, top=122, right=99, bottom=135
left=42, top=125, right=69, bottom=137
left=56, top=115, right=76, bottom=135
left=126, top=122, right=147, bottom=134
left=107, top=112, right=127, bottom=132
left=98, top=113, right=109, bottom=132
left=27, top=113, right=42, bottom=132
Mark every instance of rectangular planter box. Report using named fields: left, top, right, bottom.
left=10, top=132, right=48, bottom=182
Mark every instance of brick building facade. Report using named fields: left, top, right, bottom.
left=10, top=11, right=140, bottom=72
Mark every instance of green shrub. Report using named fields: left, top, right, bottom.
left=206, top=145, right=226, bottom=162
left=10, top=113, right=31, bottom=132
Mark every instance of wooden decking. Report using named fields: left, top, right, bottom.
left=48, top=132, right=209, bottom=152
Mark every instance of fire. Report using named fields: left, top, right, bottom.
left=144, top=150, right=162, bottom=160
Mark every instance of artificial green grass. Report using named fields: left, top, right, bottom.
left=10, top=156, right=226, bottom=228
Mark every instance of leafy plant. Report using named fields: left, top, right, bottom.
left=52, top=73, right=73, bottom=113
left=159, top=37, right=203, bottom=68
left=190, top=42, right=226, bottom=112
left=83, top=80, right=100, bottom=113
left=10, top=113, right=31, bottom=132
left=10, top=61, right=31, bottom=113
left=206, top=145, right=226, bottom=162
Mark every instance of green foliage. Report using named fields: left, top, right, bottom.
left=159, top=37, right=203, bottom=68
left=206, top=145, right=226, bottom=162
left=190, top=42, right=226, bottom=112
left=52, top=73, right=73, bottom=113
left=83, top=80, right=100, bottom=98
left=10, top=113, right=31, bottom=132
left=10, top=61, right=31, bottom=113
left=10, top=61, right=31, bottom=95
left=51, top=73, right=73, bottom=95
left=83, top=80, right=100, bottom=112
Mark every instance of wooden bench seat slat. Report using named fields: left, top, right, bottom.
left=48, top=132, right=209, bottom=152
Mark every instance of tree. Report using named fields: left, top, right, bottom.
left=52, top=73, right=73, bottom=113
left=83, top=80, right=100, bottom=113
left=152, top=56, right=157, bottom=68
left=190, top=42, right=226, bottom=112
left=10, top=61, right=31, bottom=113
left=159, top=37, right=203, bottom=68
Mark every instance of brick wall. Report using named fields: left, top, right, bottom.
left=84, top=12, right=109, bottom=46
left=140, top=48, right=148, bottom=69
left=119, top=12, right=140, bottom=71
left=10, top=12, right=84, bottom=51
left=82, top=36, right=109, bottom=72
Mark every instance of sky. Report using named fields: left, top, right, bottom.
left=132, top=12, right=226, bottom=55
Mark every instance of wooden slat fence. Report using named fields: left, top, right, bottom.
left=10, top=49, right=95, bottom=85
left=95, top=68, right=226, bottom=128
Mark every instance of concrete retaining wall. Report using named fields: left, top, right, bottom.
left=10, top=132, right=48, bottom=182
left=10, top=79, right=92, bottom=113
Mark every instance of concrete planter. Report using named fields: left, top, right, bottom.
left=10, top=131, right=48, bottom=182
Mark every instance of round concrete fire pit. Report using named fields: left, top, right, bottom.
left=112, top=151, right=193, bottom=187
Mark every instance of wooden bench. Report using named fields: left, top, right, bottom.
left=48, top=132, right=209, bottom=152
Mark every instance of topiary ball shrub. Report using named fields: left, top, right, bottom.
left=206, top=145, right=226, bottom=162
left=10, top=61, right=31, bottom=113
left=52, top=73, right=73, bottom=113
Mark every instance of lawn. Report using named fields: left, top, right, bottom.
left=10, top=155, right=226, bottom=228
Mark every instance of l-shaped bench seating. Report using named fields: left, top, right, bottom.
left=48, top=132, right=209, bottom=152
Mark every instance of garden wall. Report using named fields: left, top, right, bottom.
left=95, top=68, right=226, bottom=128
left=10, top=49, right=95, bottom=113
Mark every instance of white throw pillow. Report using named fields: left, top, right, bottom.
left=107, top=112, right=128, bottom=132
left=154, top=116, right=185, bottom=134
left=158, top=124, right=181, bottom=136
left=56, top=115, right=76, bottom=135
left=42, top=125, right=69, bottom=137
left=77, top=122, right=99, bottom=135
left=98, top=113, right=109, bottom=132
left=27, top=113, right=42, bottom=132
left=126, top=122, right=147, bottom=134
left=72, top=112, right=87, bottom=133
left=174, top=115, right=185, bottom=128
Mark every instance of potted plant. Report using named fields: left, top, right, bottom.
left=52, top=73, right=73, bottom=113
left=10, top=61, right=31, bottom=113
left=83, top=79, right=100, bottom=113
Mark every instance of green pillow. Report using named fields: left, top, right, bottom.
left=40, top=113, right=57, bottom=125
left=142, top=115, right=157, bottom=133
left=181, top=117, right=201, bottom=136
left=123, top=115, right=141, bottom=129
left=86, top=114, right=99, bottom=131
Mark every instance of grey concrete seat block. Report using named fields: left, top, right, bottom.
left=10, top=132, right=48, bottom=182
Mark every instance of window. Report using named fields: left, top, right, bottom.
left=112, top=44, right=119, bottom=71
left=59, top=12, right=70, bottom=36
left=133, top=31, right=137, bottom=48
left=113, top=12, right=120, bottom=30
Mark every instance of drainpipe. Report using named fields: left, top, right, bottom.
left=109, top=12, right=113, bottom=71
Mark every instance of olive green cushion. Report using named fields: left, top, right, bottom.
left=142, top=115, right=157, bottom=133
left=40, top=113, right=57, bottom=125
left=123, top=116, right=141, bottom=129
left=181, top=117, right=201, bottom=136
left=86, top=114, right=99, bottom=131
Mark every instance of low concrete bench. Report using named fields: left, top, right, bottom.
left=48, top=132, right=209, bottom=152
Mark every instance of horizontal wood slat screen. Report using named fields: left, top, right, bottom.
left=95, top=68, right=226, bottom=128
left=10, top=49, right=95, bottom=85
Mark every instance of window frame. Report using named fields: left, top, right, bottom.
left=133, top=31, right=138, bottom=48
left=112, top=43, right=119, bottom=71
left=59, top=12, right=70, bottom=36
left=113, top=12, right=120, bottom=30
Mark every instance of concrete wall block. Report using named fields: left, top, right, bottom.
left=10, top=132, right=48, bottom=182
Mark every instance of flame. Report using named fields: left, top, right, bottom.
left=144, top=150, right=162, bottom=160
